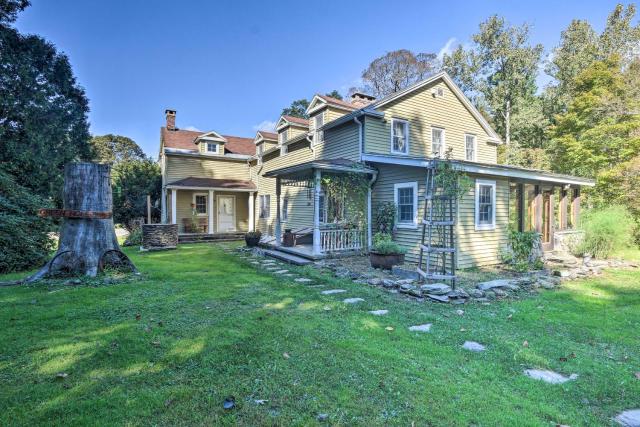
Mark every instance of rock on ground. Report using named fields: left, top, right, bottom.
left=476, top=279, right=518, bottom=291
left=524, top=369, right=578, bottom=384
left=462, top=341, right=486, bottom=352
left=408, top=324, right=432, bottom=332
left=321, top=289, right=346, bottom=295
left=419, top=283, right=451, bottom=295
left=615, top=409, right=640, bottom=427
left=294, top=278, right=313, bottom=283
left=368, top=309, right=388, bottom=316
left=343, top=298, right=365, bottom=304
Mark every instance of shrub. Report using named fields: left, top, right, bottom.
left=371, top=232, right=406, bottom=255
left=374, top=202, right=396, bottom=234
left=576, top=205, right=636, bottom=258
left=123, top=227, right=142, bottom=246
left=501, top=230, right=542, bottom=272
left=0, top=169, right=55, bottom=273
left=246, top=230, right=262, bottom=239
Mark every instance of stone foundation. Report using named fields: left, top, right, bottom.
left=554, top=230, right=584, bottom=253
left=142, top=224, right=178, bottom=250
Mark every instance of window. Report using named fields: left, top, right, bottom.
left=259, top=195, right=270, bottom=219
left=431, top=128, right=444, bottom=157
left=394, top=182, right=418, bottom=228
left=279, top=130, right=287, bottom=144
left=282, top=197, right=288, bottom=221
left=465, top=134, right=476, bottom=161
left=206, top=143, right=218, bottom=154
left=314, top=113, right=324, bottom=143
left=391, top=119, right=409, bottom=154
left=193, top=193, right=207, bottom=216
left=475, top=179, right=496, bottom=230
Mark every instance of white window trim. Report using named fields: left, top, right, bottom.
left=390, top=118, right=410, bottom=155
left=314, top=111, right=325, bottom=144
left=394, top=182, right=418, bottom=229
left=465, top=133, right=477, bottom=161
left=475, top=179, right=496, bottom=231
left=279, top=130, right=287, bottom=145
left=282, top=196, right=289, bottom=222
left=431, top=126, right=446, bottom=158
left=205, top=142, right=220, bottom=155
left=192, top=192, right=208, bottom=216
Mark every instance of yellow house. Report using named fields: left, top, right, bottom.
left=159, top=72, right=594, bottom=267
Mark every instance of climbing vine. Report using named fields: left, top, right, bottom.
left=320, top=168, right=370, bottom=228
left=435, top=148, right=473, bottom=200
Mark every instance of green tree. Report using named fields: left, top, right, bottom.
left=599, top=3, right=640, bottom=63
left=325, top=90, right=343, bottom=100
left=281, top=98, right=310, bottom=119
left=0, top=1, right=91, bottom=202
left=112, top=159, right=161, bottom=230
left=443, top=16, right=544, bottom=146
left=90, top=134, right=146, bottom=165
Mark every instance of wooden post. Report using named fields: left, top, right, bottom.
left=367, top=186, right=372, bottom=250
left=208, top=190, right=214, bottom=234
left=560, top=187, right=568, bottom=230
left=517, top=183, right=525, bottom=232
left=275, top=177, right=282, bottom=245
left=534, top=185, right=542, bottom=234
left=248, top=192, right=255, bottom=232
left=147, top=195, right=151, bottom=224
left=548, top=190, right=555, bottom=247
left=572, top=188, right=581, bottom=228
left=171, top=189, right=177, bottom=225
left=313, top=169, right=322, bottom=255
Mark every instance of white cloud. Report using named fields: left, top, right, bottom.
left=252, top=120, right=276, bottom=132
left=437, top=37, right=457, bottom=60
left=183, top=125, right=201, bottom=132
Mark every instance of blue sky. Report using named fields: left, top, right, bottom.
left=14, top=0, right=633, bottom=157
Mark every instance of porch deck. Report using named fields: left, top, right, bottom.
left=178, top=232, right=244, bottom=244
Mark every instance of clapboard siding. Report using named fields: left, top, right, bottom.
left=315, top=121, right=360, bottom=161
left=456, top=175, right=510, bottom=268
left=165, top=155, right=250, bottom=183
left=171, top=189, right=249, bottom=233
left=365, top=79, right=497, bottom=163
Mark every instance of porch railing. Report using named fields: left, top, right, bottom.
left=320, top=228, right=365, bottom=253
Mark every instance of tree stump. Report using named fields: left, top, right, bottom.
left=27, top=163, right=137, bottom=282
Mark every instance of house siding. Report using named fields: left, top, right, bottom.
left=315, top=121, right=360, bottom=161
left=170, top=189, right=250, bottom=233
left=165, top=155, right=250, bottom=183
left=365, top=79, right=497, bottom=163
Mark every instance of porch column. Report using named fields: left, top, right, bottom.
left=572, top=188, right=581, bottom=227
left=313, top=169, right=322, bottom=255
left=560, top=186, right=568, bottom=230
left=533, top=185, right=542, bottom=234
left=161, top=187, right=167, bottom=224
left=248, top=192, right=255, bottom=231
left=517, top=183, right=525, bottom=232
left=208, top=189, right=214, bottom=234
left=171, top=188, right=177, bottom=225
left=275, top=177, right=282, bottom=245
left=367, top=186, right=372, bottom=250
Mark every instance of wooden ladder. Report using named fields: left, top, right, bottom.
left=416, top=160, right=457, bottom=289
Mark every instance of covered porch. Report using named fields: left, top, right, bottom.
left=163, top=177, right=257, bottom=235
left=263, top=159, right=378, bottom=258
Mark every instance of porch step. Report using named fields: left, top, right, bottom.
left=263, top=249, right=313, bottom=266
left=179, top=233, right=244, bottom=244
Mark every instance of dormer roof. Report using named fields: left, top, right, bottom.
left=307, top=94, right=356, bottom=115
left=276, top=115, right=309, bottom=130
left=161, top=127, right=255, bottom=155
left=254, top=130, right=278, bottom=145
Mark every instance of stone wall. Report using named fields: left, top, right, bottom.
left=142, top=224, right=178, bottom=250
left=554, top=230, right=584, bottom=253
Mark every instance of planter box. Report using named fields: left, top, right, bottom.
left=370, top=252, right=405, bottom=270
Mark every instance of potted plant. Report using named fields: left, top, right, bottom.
left=370, top=232, right=406, bottom=269
left=245, top=230, right=262, bottom=247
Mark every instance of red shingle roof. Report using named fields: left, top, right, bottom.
left=257, top=131, right=278, bottom=140
left=161, top=128, right=255, bottom=156
left=317, top=95, right=356, bottom=111
left=282, top=115, right=309, bottom=126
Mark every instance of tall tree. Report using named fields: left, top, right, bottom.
left=443, top=16, right=543, bottom=145
left=112, top=159, right=161, bottom=230
left=361, top=49, right=439, bottom=97
left=599, top=3, right=640, bottom=63
left=325, top=90, right=343, bottom=100
left=90, top=134, right=146, bottom=165
left=281, top=98, right=310, bottom=119
left=0, top=1, right=91, bottom=202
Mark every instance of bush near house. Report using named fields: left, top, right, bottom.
left=371, top=232, right=406, bottom=255
left=0, top=168, right=54, bottom=273
left=574, top=206, right=636, bottom=259
left=501, top=230, right=543, bottom=272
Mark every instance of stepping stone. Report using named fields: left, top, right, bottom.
left=462, top=341, right=486, bottom=352
left=615, top=409, right=640, bottom=427
left=343, top=298, right=364, bottom=304
left=250, top=261, right=260, bottom=265
left=266, top=267, right=280, bottom=271
left=426, top=294, right=450, bottom=303
left=368, top=309, right=388, bottom=316
left=408, top=324, right=432, bottom=332
left=295, top=278, right=313, bottom=283
left=321, top=289, right=346, bottom=295
left=420, top=283, right=451, bottom=295
left=284, top=274, right=296, bottom=277
left=524, top=369, right=578, bottom=384
left=275, top=269, right=289, bottom=274
left=477, top=279, right=518, bottom=291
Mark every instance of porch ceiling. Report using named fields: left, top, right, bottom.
left=166, top=177, right=256, bottom=191
left=263, top=159, right=377, bottom=182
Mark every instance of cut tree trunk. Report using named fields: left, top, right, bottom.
left=26, top=162, right=137, bottom=283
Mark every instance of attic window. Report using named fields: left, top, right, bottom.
left=206, top=143, right=219, bottom=154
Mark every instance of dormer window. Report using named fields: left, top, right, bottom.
left=314, top=113, right=324, bottom=143
left=279, top=130, right=287, bottom=145
left=206, top=143, right=219, bottom=154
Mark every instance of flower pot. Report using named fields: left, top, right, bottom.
left=283, top=229, right=295, bottom=247
left=245, top=235, right=261, bottom=247
left=370, top=251, right=405, bottom=270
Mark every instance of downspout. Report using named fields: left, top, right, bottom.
left=307, top=135, right=315, bottom=159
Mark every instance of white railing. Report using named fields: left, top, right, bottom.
left=320, top=228, right=365, bottom=253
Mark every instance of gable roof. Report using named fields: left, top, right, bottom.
left=161, top=128, right=255, bottom=155
left=256, top=130, right=278, bottom=141
left=276, top=115, right=309, bottom=130
left=373, top=71, right=503, bottom=144
left=307, top=94, right=356, bottom=115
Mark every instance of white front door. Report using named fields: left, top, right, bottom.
left=217, top=195, right=236, bottom=232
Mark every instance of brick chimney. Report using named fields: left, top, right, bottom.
left=165, top=109, right=176, bottom=131
left=350, top=92, right=376, bottom=108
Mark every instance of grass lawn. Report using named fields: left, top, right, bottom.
left=1, top=244, right=639, bottom=426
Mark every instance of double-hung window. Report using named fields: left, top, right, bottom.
left=394, top=182, right=418, bottom=228
left=193, top=193, right=207, bottom=215
left=465, top=134, right=476, bottom=161
left=314, top=113, right=324, bottom=144
left=475, top=179, right=496, bottom=230
left=282, top=197, right=289, bottom=221
left=206, top=143, right=218, bottom=154
left=391, top=119, right=409, bottom=154
left=431, top=127, right=445, bottom=157
left=259, top=195, right=271, bottom=219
